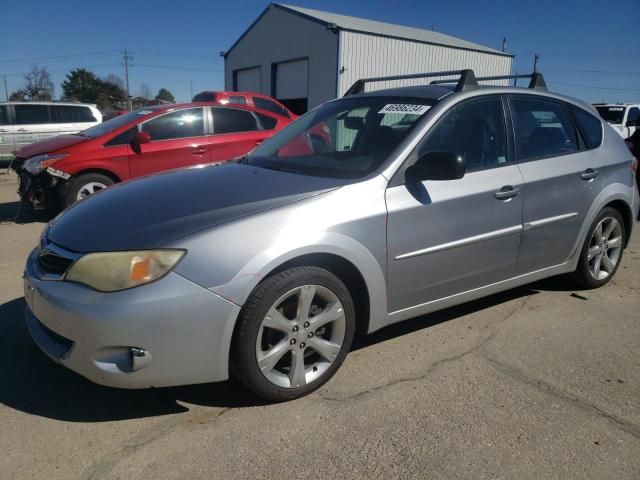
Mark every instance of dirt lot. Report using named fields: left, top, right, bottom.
left=1, top=170, right=639, bottom=480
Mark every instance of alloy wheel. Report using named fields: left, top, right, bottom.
left=77, top=182, right=107, bottom=200
left=255, top=284, right=346, bottom=389
left=587, top=216, right=623, bottom=281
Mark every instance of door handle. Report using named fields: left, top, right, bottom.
left=17, top=128, right=27, bottom=132
left=0, top=129, right=8, bottom=133
left=580, top=168, right=599, bottom=181
left=494, top=186, right=520, bottom=200
left=191, top=147, right=206, bottom=155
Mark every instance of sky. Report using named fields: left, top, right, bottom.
left=1, top=0, right=639, bottom=104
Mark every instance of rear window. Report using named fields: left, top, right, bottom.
left=213, top=107, right=258, bottom=134
left=57, top=105, right=97, bottom=123
left=192, top=92, right=216, bottom=102
left=14, top=104, right=51, bottom=125
left=253, top=97, right=286, bottom=116
left=569, top=106, right=603, bottom=149
left=256, top=112, right=277, bottom=130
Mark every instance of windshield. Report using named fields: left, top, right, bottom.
left=81, top=106, right=165, bottom=137
left=595, top=106, right=626, bottom=125
left=246, top=96, right=436, bottom=179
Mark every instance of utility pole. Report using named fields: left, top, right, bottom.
left=533, top=53, right=540, bottom=73
left=2, top=75, right=8, bottom=101
left=122, top=49, right=133, bottom=111
left=190, top=81, right=193, bottom=100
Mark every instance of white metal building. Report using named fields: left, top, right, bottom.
left=223, top=3, right=513, bottom=114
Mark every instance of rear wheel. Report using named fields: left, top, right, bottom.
left=571, top=207, right=625, bottom=289
left=64, top=173, right=114, bottom=208
left=231, top=266, right=356, bottom=401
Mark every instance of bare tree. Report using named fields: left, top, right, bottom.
left=138, top=82, right=152, bottom=100
left=22, top=64, right=54, bottom=100
left=102, top=73, right=125, bottom=91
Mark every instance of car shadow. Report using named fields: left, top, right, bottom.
left=0, top=278, right=572, bottom=422
left=0, top=200, right=54, bottom=224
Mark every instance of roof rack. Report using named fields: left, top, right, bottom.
left=343, top=69, right=479, bottom=96
left=344, top=70, right=547, bottom=96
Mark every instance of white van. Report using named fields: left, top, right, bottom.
left=0, top=101, right=102, bottom=160
left=594, top=103, right=639, bottom=139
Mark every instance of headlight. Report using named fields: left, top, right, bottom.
left=23, top=154, right=68, bottom=175
left=65, top=250, right=186, bottom=292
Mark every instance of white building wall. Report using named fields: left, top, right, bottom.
left=224, top=6, right=338, bottom=109
left=338, top=31, right=513, bottom=95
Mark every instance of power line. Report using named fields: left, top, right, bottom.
left=549, top=81, right=640, bottom=92
left=134, top=63, right=223, bottom=73
left=544, top=68, right=640, bottom=75
left=0, top=50, right=120, bottom=65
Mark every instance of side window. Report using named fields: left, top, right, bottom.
left=228, top=96, right=247, bottom=105
left=418, top=97, right=508, bottom=172
left=14, top=105, right=51, bottom=125
left=253, top=97, right=285, bottom=116
left=511, top=97, right=578, bottom=161
left=104, top=126, right=138, bottom=147
left=0, top=106, right=9, bottom=125
left=569, top=106, right=603, bottom=149
left=212, top=107, right=258, bottom=134
left=256, top=112, right=277, bottom=130
left=627, top=107, right=640, bottom=126
left=57, top=105, right=97, bottom=123
left=141, top=108, right=204, bottom=141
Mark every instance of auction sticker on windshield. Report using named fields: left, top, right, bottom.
left=378, top=104, right=431, bottom=115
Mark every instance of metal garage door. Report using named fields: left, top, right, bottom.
left=275, top=59, right=308, bottom=114
left=235, top=67, right=261, bottom=92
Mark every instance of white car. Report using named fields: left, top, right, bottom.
left=0, top=101, right=102, bottom=160
left=594, top=103, right=639, bottom=139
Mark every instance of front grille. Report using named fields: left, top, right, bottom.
left=38, top=250, right=74, bottom=275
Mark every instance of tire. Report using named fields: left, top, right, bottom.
left=231, top=266, right=356, bottom=402
left=64, top=173, right=114, bottom=208
left=571, top=207, right=626, bottom=289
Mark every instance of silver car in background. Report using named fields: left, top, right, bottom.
left=24, top=71, right=639, bottom=401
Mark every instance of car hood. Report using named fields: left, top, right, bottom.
left=48, top=163, right=347, bottom=252
left=14, top=134, right=88, bottom=158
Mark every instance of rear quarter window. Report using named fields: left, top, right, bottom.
left=569, top=106, right=603, bottom=149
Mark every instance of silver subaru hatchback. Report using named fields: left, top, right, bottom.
left=24, top=71, right=639, bottom=401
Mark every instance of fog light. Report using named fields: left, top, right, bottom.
left=130, top=347, right=152, bottom=371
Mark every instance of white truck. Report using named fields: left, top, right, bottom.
left=594, top=103, right=639, bottom=139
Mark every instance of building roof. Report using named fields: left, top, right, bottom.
left=276, top=3, right=511, bottom=57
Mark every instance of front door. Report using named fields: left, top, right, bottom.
left=129, top=107, right=209, bottom=177
left=386, top=96, right=524, bottom=313
left=509, top=95, right=603, bottom=274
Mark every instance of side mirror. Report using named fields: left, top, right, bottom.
left=130, top=131, right=151, bottom=155
left=408, top=151, right=466, bottom=181
left=344, top=116, right=364, bottom=130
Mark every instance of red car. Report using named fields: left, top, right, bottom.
left=12, top=102, right=292, bottom=209
left=192, top=91, right=297, bottom=119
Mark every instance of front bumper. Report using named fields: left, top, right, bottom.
left=24, top=248, right=241, bottom=388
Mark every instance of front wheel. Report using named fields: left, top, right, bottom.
left=63, top=173, right=115, bottom=208
left=571, top=207, right=626, bottom=289
left=231, top=266, right=356, bottom=401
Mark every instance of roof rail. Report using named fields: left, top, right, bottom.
left=432, top=72, right=547, bottom=90
left=343, top=69, right=478, bottom=96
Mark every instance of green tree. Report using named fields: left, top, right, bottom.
left=155, top=88, right=175, bottom=103
left=61, top=68, right=125, bottom=109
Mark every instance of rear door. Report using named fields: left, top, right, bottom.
left=13, top=104, right=59, bottom=149
left=209, top=107, right=268, bottom=161
left=0, top=105, right=15, bottom=158
left=129, top=107, right=209, bottom=177
left=56, top=105, right=99, bottom=135
left=509, top=95, right=603, bottom=274
left=386, top=96, right=524, bottom=312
